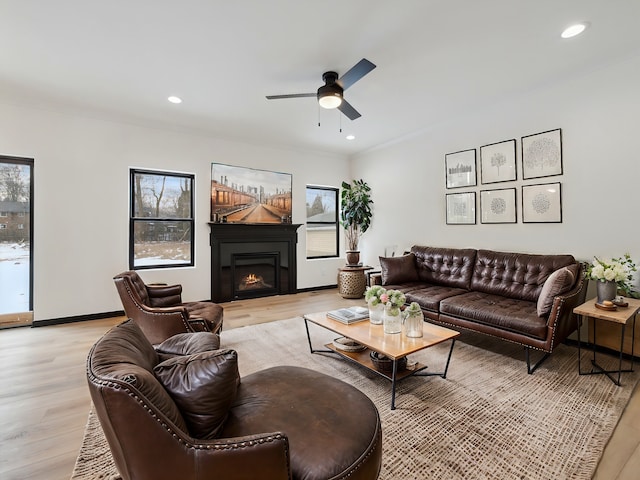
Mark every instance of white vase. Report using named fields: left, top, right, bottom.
left=596, top=280, right=617, bottom=303
left=383, top=304, right=402, bottom=334
left=368, top=301, right=384, bottom=325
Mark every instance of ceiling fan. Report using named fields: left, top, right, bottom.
left=266, top=58, right=376, bottom=120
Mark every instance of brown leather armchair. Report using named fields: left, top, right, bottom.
left=87, top=320, right=382, bottom=480
left=113, top=270, right=223, bottom=345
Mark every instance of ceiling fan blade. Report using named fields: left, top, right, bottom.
left=266, top=93, right=316, bottom=100
left=337, top=99, right=361, bottom=120
left=336, top=58, right=376, bottom=90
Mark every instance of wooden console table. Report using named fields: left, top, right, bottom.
left=574, top=297, right=640, bottom=386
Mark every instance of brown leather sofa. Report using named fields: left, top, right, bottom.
left=114, top=270, right=223, bottom=345
left=87, top=320, right=382, bottom=480
left=376, top=246, right=587, bottom=373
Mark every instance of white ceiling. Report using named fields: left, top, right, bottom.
left=1, top=1, right=639, bottom=156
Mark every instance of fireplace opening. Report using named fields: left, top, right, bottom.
left=232, top=252, right=280, bottom=300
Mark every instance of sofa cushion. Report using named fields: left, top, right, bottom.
left=154, top=349, right=240, bottom=439
left=380, top=253, right=419, bottom=285
left=404, top=284, right=469, bottom=312
left=536, top=264, right=579, bottom=317
left=411, top=246, right=477, bottom=289
left=440, top=291, right=547, bottom=339
left=470, top=249, right=576, bottom=302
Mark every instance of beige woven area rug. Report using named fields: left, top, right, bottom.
left=72, top=317, right=639, bottom=480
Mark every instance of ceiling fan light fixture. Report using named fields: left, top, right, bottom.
left=317, top=83, right=343, bottom=109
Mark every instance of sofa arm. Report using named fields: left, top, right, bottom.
left=147, top=284, right=183, bottom=307
left=370, top=273, right=382, bottom=286
left=547, top=266, right=588, bottom=347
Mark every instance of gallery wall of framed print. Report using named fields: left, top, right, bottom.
left=522, top=182, right=562, bottom=223
left=480, top=139, right=516, bottom=184
left=480, top=188, right=517, bottom=224
left=446, top=192, right=476, bottom=225
left=445, top=149, right=477, bottom=188
left=521, top=128, right=563, bottom=180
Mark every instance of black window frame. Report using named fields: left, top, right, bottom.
left=129, top=168, right=195, bottom=270
left=305, top=185, right=339, bottom=260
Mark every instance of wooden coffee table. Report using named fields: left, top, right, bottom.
left=303, top=311, right=460, bottom=409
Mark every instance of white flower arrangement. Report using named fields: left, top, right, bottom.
left=586, top=254, right=637, bottom=297
left=365, top=285, right=387, bottom=306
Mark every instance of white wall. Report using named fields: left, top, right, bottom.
left=0, top=104, right=349, bottom=321
left=352, top=53, right=640, bottom=293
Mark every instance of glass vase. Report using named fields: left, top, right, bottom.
left=403, top=309, right=424, bottom=338
left=368, top=301, right=384, bottom=325
left=383, top=304, right=402, bottom=334
left=596, top=280, right=617, bottom=304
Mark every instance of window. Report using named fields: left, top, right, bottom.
left=130, top=169, right=195, bottom=269
left=306, top=186, right=339, bottom=259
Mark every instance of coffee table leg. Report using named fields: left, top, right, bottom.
left=391, top=359, right=398, bottom=410
left=304, top=318, right=334, bottom=354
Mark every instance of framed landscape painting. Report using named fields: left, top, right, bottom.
left=445, top=149, right=477, bottom=189
left=480, top=188, right=517, bottom=224
left=446, top=192, right=476, bottom=225
left=521, top=128, right=563, bottom=180
left=211, top=163, right=292, bottom=224
left=522, top=182, right=562, bottom=223
left=480, top=139, right=517, bottom=184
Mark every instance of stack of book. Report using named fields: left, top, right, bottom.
left=327, top=306, right=369, bottom=324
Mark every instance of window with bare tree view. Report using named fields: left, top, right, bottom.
left=130, top=169, right=194, bottom=269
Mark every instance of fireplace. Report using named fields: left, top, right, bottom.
left=209, top=223, right=301, bottom=302
left=232, top=252, right=279, bottom=299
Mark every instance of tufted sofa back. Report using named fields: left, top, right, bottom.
left=411, top=246, right=477, bottom=289
left=471, top=249, right=576, bottom=302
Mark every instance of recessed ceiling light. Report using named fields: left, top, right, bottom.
left=561, top=22, right=589, bottom=39
left=346, top=135, right=355, bottom=140
left=167, top=96, right=182, bottom=104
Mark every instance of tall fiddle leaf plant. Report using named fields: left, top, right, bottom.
left=340, top=179, right=373, bottom=252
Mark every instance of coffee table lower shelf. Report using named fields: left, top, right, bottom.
left=324, top=342, right=428, bottom=381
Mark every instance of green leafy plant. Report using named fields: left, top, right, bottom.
left=340, top=179, right=373, bottom=252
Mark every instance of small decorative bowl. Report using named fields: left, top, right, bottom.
left=370, top=351, right=407, bottom=373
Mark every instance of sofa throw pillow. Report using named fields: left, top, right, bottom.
left=536, top=265, right=577, bottom=317
left=380, top=253, right=419, bottom=285
left=154, top=349, right=240, bottom=439
left=155, top=332, right=221, bottom=356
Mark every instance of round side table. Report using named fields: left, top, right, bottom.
left=337, top=265, right=373, bottom=299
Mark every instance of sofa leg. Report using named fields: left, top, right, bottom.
left=525, top=347, right=550, bottom=374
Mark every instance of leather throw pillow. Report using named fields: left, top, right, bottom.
left=380, top=253, right=419, bottom=285
left=536, top=264, right=578, bottom=317
left=155, top=332, right=221, bottom=356
left=154, top=349, right=240, bottom=439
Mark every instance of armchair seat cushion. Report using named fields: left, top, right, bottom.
left=222, top=365, right=382, bottom=480
left=185, top=301, right=224, bottom=333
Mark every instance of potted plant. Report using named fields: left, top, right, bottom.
left=340, top=179, right=373, bottom=266
left=586, top=254, right=638, bottom=301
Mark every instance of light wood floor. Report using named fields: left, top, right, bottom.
left=0, top=289, right=638, bottom=479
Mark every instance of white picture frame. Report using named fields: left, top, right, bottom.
left=522, top=182, right=562, bottom=223
left=480, top=139, right=517, bottom=184
left=445, top=149, right=477, bottom=189
left=521, top=128, right=563, bottom=180
left=480, top=188, right=517, bottom=224
left=446, top=192, right=476, bottom=225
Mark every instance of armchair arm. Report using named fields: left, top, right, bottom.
left=147, top=284, right=183, bottom=307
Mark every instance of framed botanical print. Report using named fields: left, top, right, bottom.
left=480, top=188, right=517, bottom=224
left=522, top=182, right=562, bottom=223
left=445, top=149, right=477, bottom=189
left=480, top=139, right=517, bottom=184
left=446, top=192, right=476, bottom=225
left=521, top=128, right=563, bottom=180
